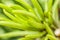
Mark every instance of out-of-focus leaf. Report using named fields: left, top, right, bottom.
left=0, top=27, right=5, bottom=34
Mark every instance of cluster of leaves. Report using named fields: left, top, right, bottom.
left=0, top=0, right=59, bottom=40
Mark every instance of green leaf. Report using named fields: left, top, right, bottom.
left=31, top=0, right=44, bottom=19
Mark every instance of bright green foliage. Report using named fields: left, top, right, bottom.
left=0, top=0, right=59, bottom=40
